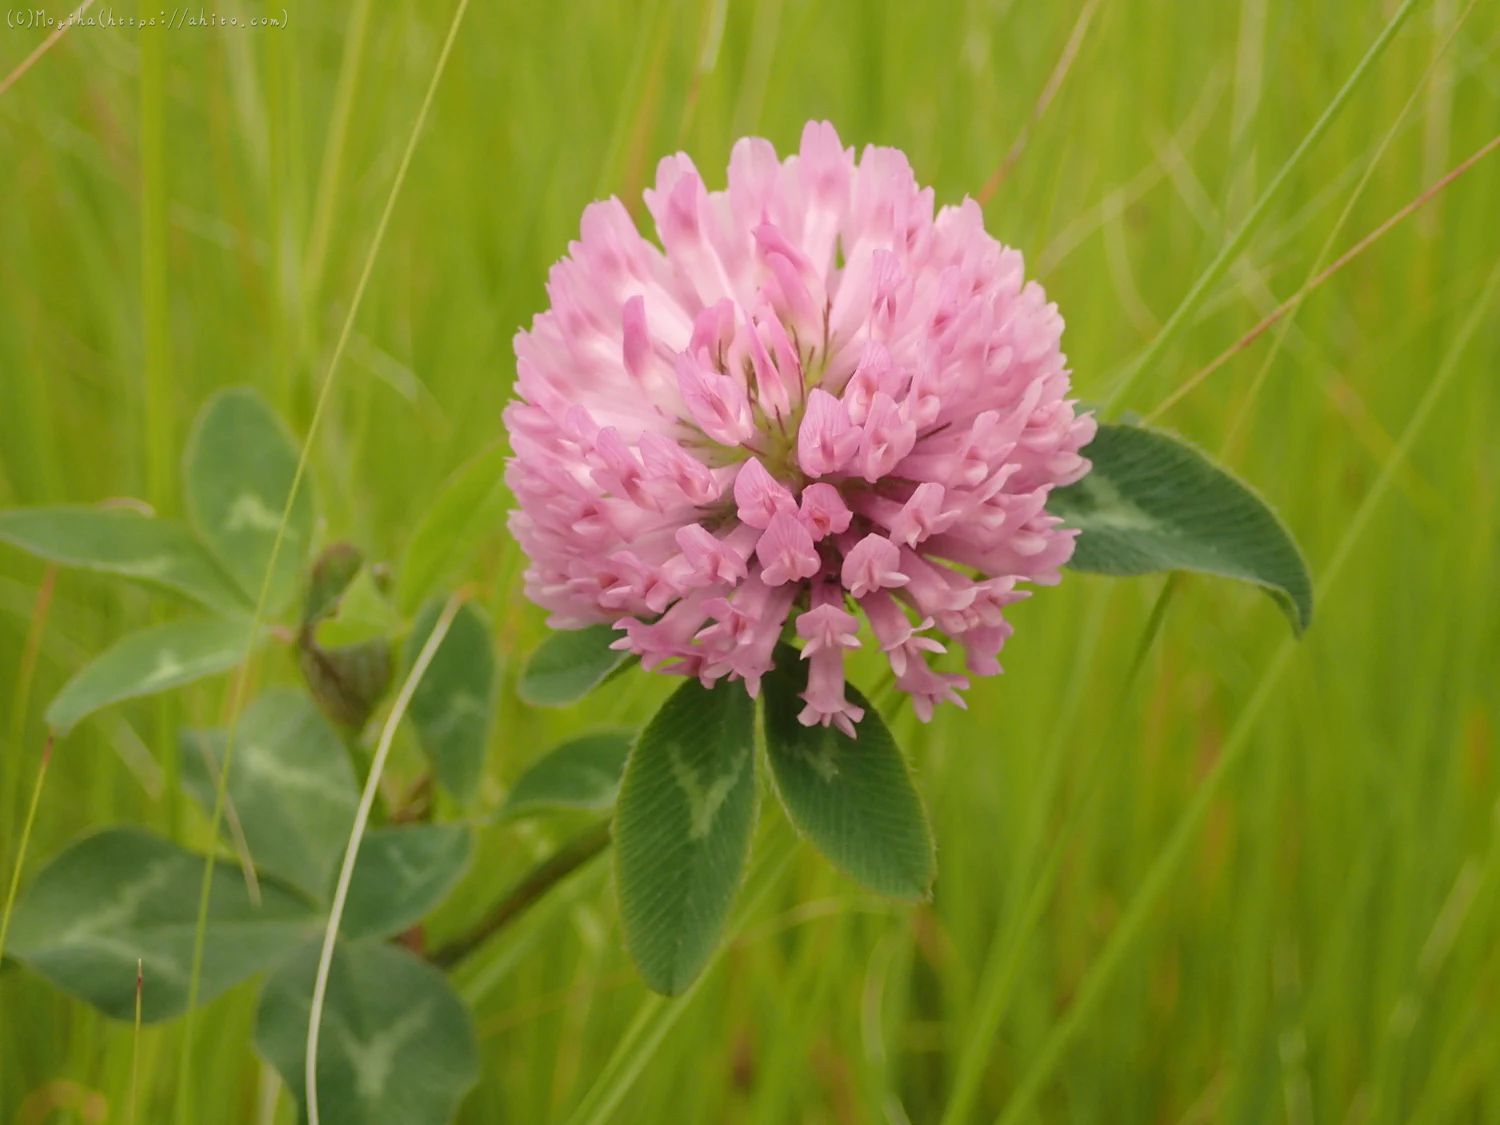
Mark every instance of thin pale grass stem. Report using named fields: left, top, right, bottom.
left=0, top=733, right=53, bottom=962
left=995, top=256, right=1500, bottom=1125
left=173, top=0, right=473, bottom=1116
left=0, top=0, right=93, bottom=98
left=305, top=591, right=466, bottom=1125
left=1145, top=127, right=1500, bottom=424
left=1100, top=0, right=1418, bottom=416
left=976, top=0, right=1104, bottom=207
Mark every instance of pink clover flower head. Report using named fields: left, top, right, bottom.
left=504, top=121, right=1095, bottom=731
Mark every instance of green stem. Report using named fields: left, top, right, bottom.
left=431, top=821, right=613, bottom=969
left=942, top=577, right=1179, bottom=1125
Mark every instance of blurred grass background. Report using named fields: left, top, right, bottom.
left=3, top=0, right=1500, bottom=1121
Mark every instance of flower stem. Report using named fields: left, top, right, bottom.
left=432, top=820, right=613, bottom=970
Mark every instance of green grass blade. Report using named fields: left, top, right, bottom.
left=995, top=256, right=1500, bottom=1125
left=1100, top=0, right=1419, bottom=416
left=171, top=1, right=476, bottom=1117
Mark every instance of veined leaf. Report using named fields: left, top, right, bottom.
left=184, top=386, right=315, bottom=614
left=395, top=443, right=508, bottom=616
left=614, top=678, right=757, bottom=996
left=403, top=601, right=494, bottom=802
left=46, top=616, right=254, bottom=734
left=5, top=827, right=317, bottom=1022
left=180, top=689, right=358, bottom=900
left=0, top=506, right=250, bottom=616
left=256, top=938, right=478, bottom=1125
left=1049, top=422, right=1314, bottom=633
left=517, top=624, right=630, bottom=708
left=340, top=825, right=474, bottom=941
left=499, top=728, right=633, bottom=820
left=762, top=653, right=934, bottom=900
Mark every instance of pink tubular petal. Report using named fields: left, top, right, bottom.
left=798, top=482, right=853, bottom=541
left=861, top=590, right=945, bottom=678
left=960, top=622, right=1013, bottom=676
left=588, top=427, right=655, bottom=509
left=896, top=658, right=968, bottom=722
left=689, top=298, right=738, bottom=362
left=743, top=310, right=792, bottom=420
left=727, top=136, right=781, bottom=233
left=797, top=583, right=861, bottom=656
left=856, top=391, right=918, bottom=482
left=615, top=593, right=712, bottom=671
left=621, top=295, right=651, bottom=379
left=674, top=523, right=749, bottom=586
left=505, top=120, right=1096, bottom=715
left=675, top=351, right=755, bottom=446
left=638, top=431, right=720, bottom=506
left=797, top=121, right=853, bottom=272
left=756, top=511, right=821, bottom=587
left=840, top=533, right=908, bottom=598
left=758, top=306, right=805, bottom=397
left=886, top=482, right=960, bottom=547
left=733, top=456, right=798, bottom=529
left=840, top=342, right=904, bottom=424
left=799, top=644, right=865, bottom=738
left=868, top=250, right=907, bottom=338
left=797, top=388, right=860, bottom=477
left=696, top=574, right=796, bottom=695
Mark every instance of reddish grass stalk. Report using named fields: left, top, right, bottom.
left=1146, top=129, right=1500, bottom=423
left=0, top=0, right=95, bottom=98
left=976, top=0, right=1104, bottom=207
